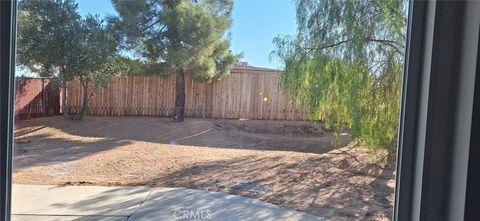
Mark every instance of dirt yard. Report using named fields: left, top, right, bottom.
left=13, top=116, right=395, bottom=220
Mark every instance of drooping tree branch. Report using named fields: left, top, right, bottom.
left=304, top=37, right=404, bottom=53
left=365, top=38, right=404, bottom=48
left=304, top=39, right=351, bottom=51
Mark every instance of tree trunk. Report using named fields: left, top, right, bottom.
left=72, top=82, right=90, bottom=120
left=174, top=71, right=186, bottom=122
left=62, top=78, right=93, bottom=120
left=62, top=83, right=71, bottom=119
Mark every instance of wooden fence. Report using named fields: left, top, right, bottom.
left=67, top=69, right=309, bottom=120
left=15, top=78, right=60, bottom=120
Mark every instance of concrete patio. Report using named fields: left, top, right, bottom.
left=12, top=184, right=324, bottom=221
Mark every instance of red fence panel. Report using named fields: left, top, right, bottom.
left=15, top=78, right=60, bottom=120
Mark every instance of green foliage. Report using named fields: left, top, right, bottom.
left=17, top=0, right=123, bottom=119
left=17, top=0, right=121, bottom=87
left=17, top=0, right=83, bottom=79
left=110, top=0, right=238, bottom=81
left=272, top=0, right=407, bottom=150
left=112, top=0, right=238, bottom=122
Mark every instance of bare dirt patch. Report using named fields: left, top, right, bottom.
left=13, top=116, right=395, bottom=220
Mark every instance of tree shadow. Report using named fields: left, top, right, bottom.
left=14, top=184, right=322, bottom=221
left=12, top=185, right=150, bottom=221
left=13, top=116, right=394, bottom=220
left=14, top=116, right=344, bottom=155
left=126, top=152, right=395, bottom=220
left=14, top=133, right=131, bottom=170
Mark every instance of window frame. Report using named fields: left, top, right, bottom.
left=394, top=1, right=480, bottom=220
left=0, top=0, right=17, bottom=220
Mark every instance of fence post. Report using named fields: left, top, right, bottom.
left=42, top=78, right=46, bottom=116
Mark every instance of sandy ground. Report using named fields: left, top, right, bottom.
left=13, top=116, right=395, bottom=220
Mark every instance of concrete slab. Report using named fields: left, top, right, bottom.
left=129, top=188, right=325, bottom=221
left=12, top=184, right=152, bottom=216
left=12, top=184, right=324, bottom=221
left=12, top=215, right=128, bottom=221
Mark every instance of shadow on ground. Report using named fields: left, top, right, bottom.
left=131, top=152, right=395, bottom=220
left=13, top=116, right=394, bottom=220
left=14, top=133, right=131, bottom=170
left=13, top=116, right=340, bottom=170
left=13, top=184, right=324, bottom=221
left=15, top=116, right=342, bottom=154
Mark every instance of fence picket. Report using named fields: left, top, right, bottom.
left=67, top=70, right=309, bottom=120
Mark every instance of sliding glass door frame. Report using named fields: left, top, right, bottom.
left=395, top=1, right=480, bottom=220
left=0, top=0, right=17, bottom=220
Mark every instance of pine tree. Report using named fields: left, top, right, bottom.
left=111, top=0, right=238, bottom=122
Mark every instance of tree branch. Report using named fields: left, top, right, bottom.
left=304, top=37, right=404, bottom=55
left=86, top=87, right=97, bottom=105
left=143, top=21, right=166, bottom=33
left=140, top=0, right=162, bottom=31
left=305, top=39, right=351, bottom=51
left=365, top=38, right=404, bottom=48
left=142, top=15, right=157, bottom=27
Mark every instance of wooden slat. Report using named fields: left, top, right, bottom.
left=66, top=70, right=308, bottom=120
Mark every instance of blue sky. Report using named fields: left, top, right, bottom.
left=76, top=0, right=297, bottom=70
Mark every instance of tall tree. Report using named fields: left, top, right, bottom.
left=17, top=0, right=121, bottom=120
left=111, top=0, right=237, bottom=122
left=272, top=0, right=407, bottom=149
